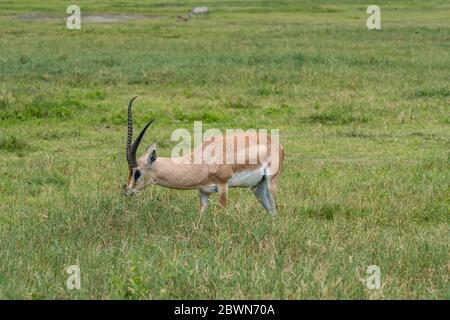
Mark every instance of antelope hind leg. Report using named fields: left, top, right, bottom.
left=252, top=176, right=277, bottom=215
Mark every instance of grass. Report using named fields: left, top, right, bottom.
left=0, top=0, right=449, bottom=299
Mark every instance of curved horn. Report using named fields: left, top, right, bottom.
left=129, top=119, right=154, bottom=168
left=126, top=96, right=138, bottom=167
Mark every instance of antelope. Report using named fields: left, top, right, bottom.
left=123, top=97, right=284, bottom=215
left=189, top=6, right=209, bottom=18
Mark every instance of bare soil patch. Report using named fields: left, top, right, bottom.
left=17, top=13, right=161, bottom=23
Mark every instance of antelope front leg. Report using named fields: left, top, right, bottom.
left=218, top=184, right=228, bottom=208
left=199, top=190, right=210, bottom=213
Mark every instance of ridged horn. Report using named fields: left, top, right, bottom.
left=126, top=96, right=138, bottom=168
left=126, top=96, right=154, bottom=168
left=129, top=119, right=154, bottom=168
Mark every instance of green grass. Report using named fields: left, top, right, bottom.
left=0, top=0, right=449, bottom=299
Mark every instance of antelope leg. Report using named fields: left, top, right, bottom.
left=252, top=177, right=277, bottom=215
left=199, top=190, right=210, bottom=214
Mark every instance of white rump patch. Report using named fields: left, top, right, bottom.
left=228, top=168, right=264, bottom=187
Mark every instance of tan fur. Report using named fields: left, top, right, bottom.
left=125, top=132, right=284, bottom=214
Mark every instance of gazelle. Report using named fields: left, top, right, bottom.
left=189, top=6, right=209, bottom=18
left=123, top=97, right=284, bottom=215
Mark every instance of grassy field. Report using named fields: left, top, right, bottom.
left=0, top=0, right=449, bottom=299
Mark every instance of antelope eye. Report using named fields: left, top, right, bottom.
left=134, top=170, right=141, bottom=180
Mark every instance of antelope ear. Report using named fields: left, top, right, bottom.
left=145, top=142, right=157, bottom=168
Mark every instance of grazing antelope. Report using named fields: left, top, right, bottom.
left=189, top=6, right=209, bottom=18
left=123, top=97, right=284, bottom=215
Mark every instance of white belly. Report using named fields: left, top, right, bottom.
left=200, top=168, right=265, bottom=193
left=228, top=168, right=264, bottom=188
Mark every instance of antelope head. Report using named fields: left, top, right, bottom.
left=123, top=97, right=157, bottom=196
